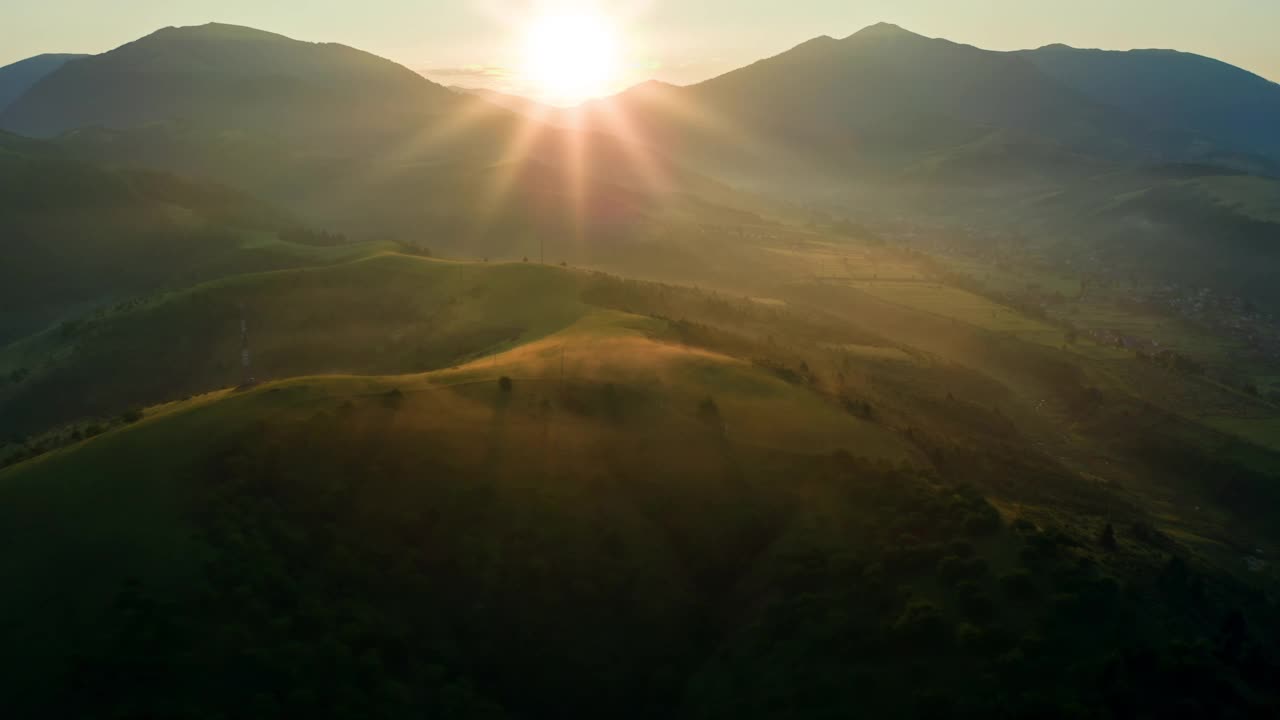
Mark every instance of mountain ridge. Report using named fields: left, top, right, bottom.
left=0, top=53, right=89, bottom=112
left=0, top=22, right=457, bottom=139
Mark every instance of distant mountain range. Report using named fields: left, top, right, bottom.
left=2, top=21, right=1278, bottom=307
left=558, top=23, right=1280, bottom=187
left=0, top=54, right=88, bottom=112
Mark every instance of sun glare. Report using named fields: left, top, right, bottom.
left=522, top=11, right=620, bottom=105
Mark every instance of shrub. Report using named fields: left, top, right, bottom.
left=1011, top=518, right=1037, bottom=535
left=498, top=376, right=513, bottom=393
left=1100, top=522, right=1118, bottom=551
left=697, top=397, right=722, bottom=427
left=957, top=586, right=996, bottom=622
left=957, top=622, right=985, bottom=649
left=938, top=556, right=989, bottom=585
left=121, top=408, right=144, bottom=424
left=892, top=600, right=953, bottom=648
left=1000, top=570, right=1039, bottom=603
left=964, top=511, right=1002, bottom=537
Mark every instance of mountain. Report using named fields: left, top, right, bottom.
left=0, top=131, right=379, bottom=345
left=0, top=23, right=456, bottom=139
left=560, top=23, right=1280, bottom=307
left=576, top=23, right=1207, bottom=191
left=0, top=53, right=88, bottom=112
left=0, top=24, right=767, bottom=262
left=1023, top=44, right=1280, bottom=164
left=454, top=86, right=558, bottom=119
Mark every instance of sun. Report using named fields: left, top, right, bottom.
left=522, top=11, right=620, bottom=105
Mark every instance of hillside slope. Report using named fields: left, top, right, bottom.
left=1022, top=165, right=1280, bottom=307
left=2, top=304, right=1276, bottom=718
left=570, top=23, right=1207, bottom=191
left=1024, top=44, right=1280, bottom=165
left=0, top=255, right=590, bottom=438
left=0, top=132, right=382, bottom=344
left=0, top=53, right=88, bottom=111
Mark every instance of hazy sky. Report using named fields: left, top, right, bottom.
left=5, top=0, right=1280, bottom=98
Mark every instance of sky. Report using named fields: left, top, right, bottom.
left=5, top=0, right=1280, bottom=102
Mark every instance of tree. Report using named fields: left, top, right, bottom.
left=697, top=397, right=723, bottom=429
left=1000, top=570, right=1039, bottom=603
left=1100, top=523, right=1118, bottom=551
left=892, top=600, right=953, bottom=648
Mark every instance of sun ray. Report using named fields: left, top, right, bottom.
left=470, top=103, right=555, bottom=237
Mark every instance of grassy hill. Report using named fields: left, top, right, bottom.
left=3, top=285, right=1278, bottom=717
left=1019, top=165, right=1280, bottom=308
left=0, top=254, right=588, bottom=439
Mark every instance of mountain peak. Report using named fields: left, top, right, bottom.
left=847, top=22, right=921, bottom=40
left=149, top=22, right=296, bottom=43
left=624, top=79, right=680, bottom=94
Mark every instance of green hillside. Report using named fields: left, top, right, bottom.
left=0, top=254, right=587, bottom=439
left=1021, top=167, right=1280, bottom=309
left=3, top=298, right=1277, bottom=717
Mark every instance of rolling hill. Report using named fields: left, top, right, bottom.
left=2, top=254, right=1278, bottom=718
left=1017, top=164, right=1280, bottom=308
left=0, top=254, right=589, bottom=439
left=0, top=53, right=88, bottom=112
